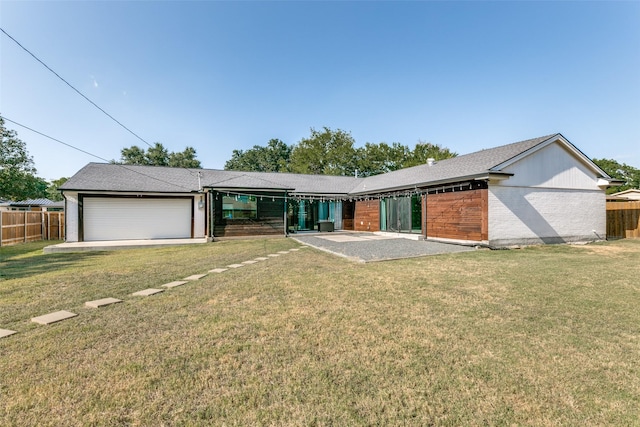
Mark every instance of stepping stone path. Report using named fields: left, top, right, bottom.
left=183, top=274, right=207, bottom=281
left=0, top=329, right=17, bottom=339
left=132, top=288, right=164, bottom=297
left=162, top=281, right=188, bottom=289
left=31, top=310, right=78, bottom=325
left=85, top=297, right=122, bottom=308
left=3, top=245, right=305, bottom=338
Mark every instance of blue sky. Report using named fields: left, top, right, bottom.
left=1, top=1, right=639, bottom=181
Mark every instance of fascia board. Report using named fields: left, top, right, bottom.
left=348, top=172, right=511, bottom=196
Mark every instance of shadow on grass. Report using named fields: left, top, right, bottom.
left=0, top=243, right=109, bottom=280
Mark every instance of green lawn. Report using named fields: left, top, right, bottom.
left=1, top=238, right=639, bottom=426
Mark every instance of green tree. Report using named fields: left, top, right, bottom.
left=46, top=177, right=69, bottom=201
left=225, top=139, right=291, bottom=172
left=289, top=127, right=357, bottom=176
left=355, top=142, right=410, bottom=177
left=404, top=140, right=457, bottom=168
left=119, top=143, right=201, bottom=168
left=592, top=158, right=640, bottom=194
left=169, top=147, right=201, bottom=168
left=0, top=117, right=48, bottom=200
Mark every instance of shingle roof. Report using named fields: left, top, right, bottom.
left=61, top=134, right=586, bottom=197
left=348, top=134, right=559, bottom=194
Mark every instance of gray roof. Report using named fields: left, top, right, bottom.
left=11, top=198, right=59, bottom=206
left=62, top=134, right=602, bottom=197
left=348, top=134, right=559, bottom=194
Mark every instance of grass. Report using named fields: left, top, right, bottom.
left=1, top=238, right=639, bottom=426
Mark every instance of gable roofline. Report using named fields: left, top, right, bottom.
left=490, top=133, right=612, bottom=179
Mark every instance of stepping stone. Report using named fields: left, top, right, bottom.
left=254, top=257, right=269, bottom=261
left=267, top=254, right=280, bottom=257
left=162, top=281, right=188, bottom=288
left=0, top=329, right=18, bottom=339
left=209, top=268, right=228, bottom=273
left=132, top=288, right=164, bottom=297
left=241, top=260, right=258, bottom=265
left=183, top=274, right=207, bottom=281
left=227, top=264, right=245, bottom=268
left=85, top=297, right=122, bottom=308
left=289, top=248, right=300, bottom=251
left=277, top=251, right=290, bottom=254
left=31, top=310, right=78, bottom=325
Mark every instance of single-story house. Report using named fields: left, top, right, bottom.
left=59, top=133, right=619, bottom=247
left=607, top=189, right=640, bottom=201
left=0, top=198, right=65, bottom=212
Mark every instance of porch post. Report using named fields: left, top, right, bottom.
left=284, top=192, right=288, bottom=237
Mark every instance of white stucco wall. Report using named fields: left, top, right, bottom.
left=64, top=191, right=80, bottom=242
left=488, top=186, right=606, bottom=246
left=193, top=194, right=206, bottom=238
left=487, top=140, right=608, bottom=246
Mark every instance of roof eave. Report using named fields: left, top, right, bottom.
left=349, top=172, right=513, bottom=196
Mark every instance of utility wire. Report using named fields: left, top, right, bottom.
left=0, top=27, right=153, bottom=149
left=1, top=115, right=198, bottom=192
left=1, top=27, right=200, bottom=178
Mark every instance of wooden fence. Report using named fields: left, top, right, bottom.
left=606, top=201, right=640, bottom=239
left=0, top=211, right=65, bottom=247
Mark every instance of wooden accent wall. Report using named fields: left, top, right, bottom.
left=424, top=189, right=488, bottom=241
left=354, top=200, right=380, bottom=232
left=212, top=192, right=285, bottom=237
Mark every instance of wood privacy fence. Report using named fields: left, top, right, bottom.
left=0, top=211, right=65, bottom=247
left=606, top=201, right=640, bottom=239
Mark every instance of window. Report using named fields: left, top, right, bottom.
left=222, top=195, right=257, bottom=219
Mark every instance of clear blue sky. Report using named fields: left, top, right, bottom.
left=1, top=1, right=639, bottom=180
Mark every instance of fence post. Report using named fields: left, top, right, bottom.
left=24, top=211, right=27, bottom=243
left=0, top=211, right=3, bottom=247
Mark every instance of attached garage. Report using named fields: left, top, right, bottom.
left=81, top=196, right=192, bottom=241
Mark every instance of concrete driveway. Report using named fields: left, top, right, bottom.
left=291, top=232, right=475, bottom=262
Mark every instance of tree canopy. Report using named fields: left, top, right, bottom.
left=1, top=117, right=48, bottom=200
left=225, top=139, right=291, bottom=172
left=593, top=158, right=640, bottom=194
left=224, top=127, right=458, bottom=178
left=118, top=143, right=201, bottom=168
left=289, top=127, right=358, bottom=176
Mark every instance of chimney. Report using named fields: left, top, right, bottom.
left=427, top=158, right=435, bottom=166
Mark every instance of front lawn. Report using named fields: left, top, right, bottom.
left=1, top=238, right=639, bottom=426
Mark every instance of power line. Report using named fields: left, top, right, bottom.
left=1, top=115, right=198, bottom=192
left=0, top=27, right=153, bottom=149
left=1, top=27, right=200, bottom=179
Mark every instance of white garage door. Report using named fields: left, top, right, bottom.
left=83, top=197, right=192, bottom=241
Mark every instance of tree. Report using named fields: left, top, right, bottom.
left=46, top=177, right=69, bottom=201
left=119, top=143, right=201, bottom=168
left=169, top=147, right=201, bottom=168
left=0, top=117, right=48, bottom=200
left=355, top=142, right=411, bottom=177
left=225, top=139, right=291, bottom=172
left=592, top=158, right=640, bottom=194
left=289, top=127, right=357, bottom=176
left=404, top=140, right=457, bottom=168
